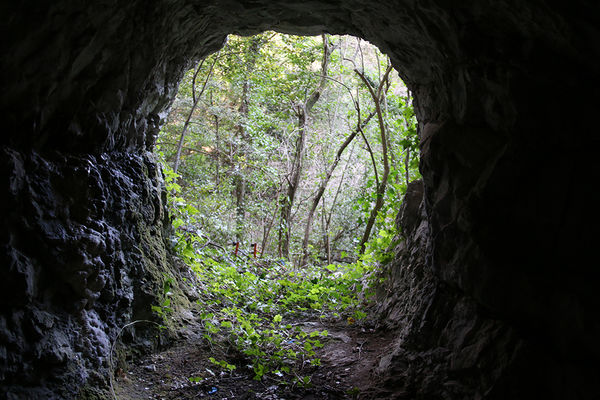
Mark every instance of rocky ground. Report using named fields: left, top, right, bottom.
left=114, top=316, right=397, bottom=400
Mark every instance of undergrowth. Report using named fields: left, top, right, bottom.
left=173, top=231, right=376, bottom=386
left=153, top=161, right=382, bottom=387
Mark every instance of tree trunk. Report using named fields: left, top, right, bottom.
left=260, top=185, right=282, bottom=258
left=215, top=115, right=221, bottom=191
left=356, top=65, right=393, bottom=253
left=278, top=108, right=306, bottom=258
left=278, top=34, right=332, bottom=261
left=322, top=140, right=357, bottom=261
left=405, top=147, right=410, bottom=186
left=321, top=197, right=332, bottom=264
left=173, top=57, right=217, bottom=174
left=300, top=111, right=375, bottom=265
left=233, top=37, right=263, bottom=241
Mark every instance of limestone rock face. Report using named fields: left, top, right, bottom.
left=1, top=0, right=599, bottom=398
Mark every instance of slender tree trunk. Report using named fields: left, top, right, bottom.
left=234, top=176, right=246, bottom=240
left=210, top=91, right=221, bottom=193
left=323, top=140, right=357, bottom=260
left=356, top=65, right=393, bottom=253
left=321, top=197, right=331, bottom=264
left=215, top=115, right=221, bottom=191
left=359, top=125, right=380, bottom=189
left=300, top=111, right=375, bottom=265
left=233, top=37, right=263, bottom=241
left=173, top=100, right=199, bottom=174
left=173, top=57, right=218, bottom=174
left=279, top=108, right=306, bottom=258
left=405, top=147, right=410, bottom=186
left=278, top=34, right=332, bottom=261
left=403, top=92, right=413, bottom=187
left=260, top=185, right=282, bottom=258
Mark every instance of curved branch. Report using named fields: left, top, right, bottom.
left=355, top=65, right=393, bottom=253
left=173, top=55, right=219, bottom=173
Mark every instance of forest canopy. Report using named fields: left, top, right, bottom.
left=156, top=32, right=419, bottom=266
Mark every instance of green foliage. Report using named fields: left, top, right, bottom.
left=156, top=32, right=420, bottom=261
left=154, top=35, right=420, bottom=386
left=188, top=376, right=203, bottom=383
left=352, top=87, right=420, bottom=261
left=171, top=227, right=372, bottom=383
left=151, top=273, right=175, bottom=325
left=208, top=357, right=237, bottom=373
left=147, top=31, right=426, bottom=400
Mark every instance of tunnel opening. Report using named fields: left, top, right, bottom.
left=2, top=1, right=600, bottom=399
left=156, top=32, right=419, bottom=265
left=114, top=32, right=423, bottom=397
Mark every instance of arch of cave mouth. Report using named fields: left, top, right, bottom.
left=1, top=1, right=599, bottom=399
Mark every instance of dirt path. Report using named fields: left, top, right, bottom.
left=114, top=317, right=396, bottom=400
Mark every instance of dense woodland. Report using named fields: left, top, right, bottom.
left=157, top=33, right=419, bottom=266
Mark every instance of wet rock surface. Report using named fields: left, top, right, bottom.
left=2, top=0, right=600, bottom=398
left=0, top=149, right=179, bottom=398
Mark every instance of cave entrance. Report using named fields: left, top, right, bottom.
left=156, top=32, right=420, bottom=265
left=129, top=32, right=421, bottom=396
left=4, top=1, right=597, bottom=399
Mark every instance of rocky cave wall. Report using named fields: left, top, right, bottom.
left=2, top=1, right=600, bottom=398
left=0, top=150, right=175, bottom=398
